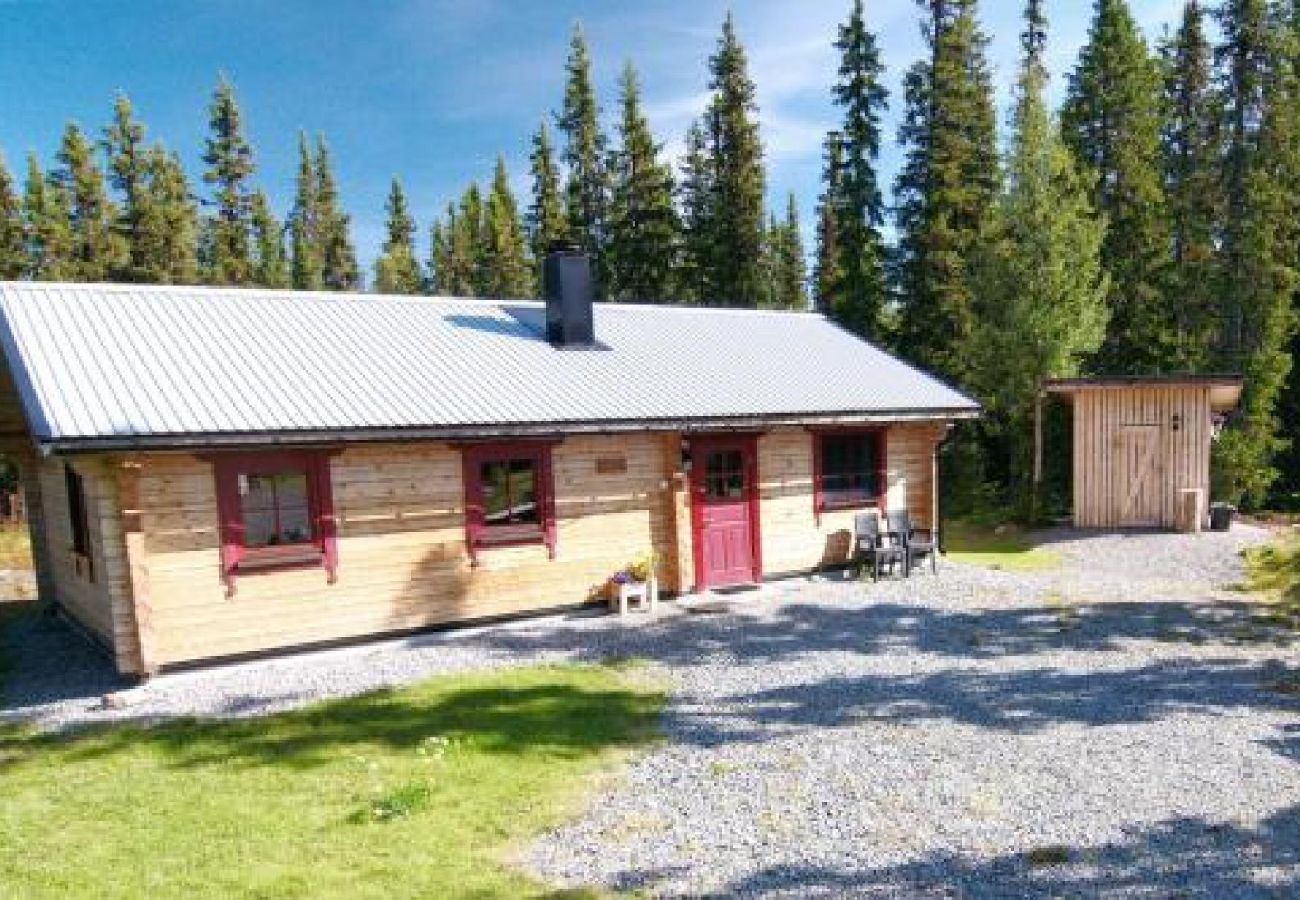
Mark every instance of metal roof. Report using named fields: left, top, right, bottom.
left=0, top=282, right=979, bottom=451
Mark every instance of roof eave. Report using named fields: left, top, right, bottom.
left=39, top=408, right=981, bottom=454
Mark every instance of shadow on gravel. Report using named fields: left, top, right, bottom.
left=696, top=804, right=1300, bottom=899
left=0, top=610, right=127, bottom=720
left=664, top=659, right=1300, bottom=744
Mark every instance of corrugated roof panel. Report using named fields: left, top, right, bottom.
left=0, top=282, right=979, bottom=445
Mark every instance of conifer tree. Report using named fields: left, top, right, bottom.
left=289, top=134, right=321, bottom=290
left=373, top=178, right=423, bottom=294
left=701, top=13, right=766, bottom=307
left=103, top=93, right=150, bottom=281
left=829, top=0, right=889, bottom=337
left=53, top=123, right=123, bottom=281
left=137, top=147, right=199, bottom=284
left=249, top=189, right=288, bottom=288
left=527, top=121, right=567, bottom=265
left=482, top=157, right=534, bottom=298
left=0, top=155, right=26, bottom=279
left=1159, top=0, right=1221, bottom=372
left=556, top=24, right=610, bottom=296
left=677, top=120, right=714, bottom=304
left=608, top=62, right=680, bottom=302
left=200, top=76, right=255, bottom=285
left=766, top=193, right=807, bottom=310
left=813, top=133, right=845, bottom=315
left=429, top=217, right=449, bottom=294
left=1061, top=0, right=1170, bottom=374
left=314, top=136, right=359, bottom=290
left=431, top=187, right=483, bottom=296
left=1212, top=0, right=1300, bottom=504
left=969, top=0, right=1110, bottom=514
left=22, top=154, right=72, bottom=280
left=894, top=0, right=1000, bottom=383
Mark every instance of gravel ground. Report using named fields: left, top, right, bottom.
left=2, top=525, right=1298, bottom=897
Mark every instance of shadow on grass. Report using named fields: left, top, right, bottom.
left=691, top=804, right=1300, bottom=898
left=2, top=663, right=662, bottom=773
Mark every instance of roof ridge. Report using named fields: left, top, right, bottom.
left=0, top=281, right=825, bottom=316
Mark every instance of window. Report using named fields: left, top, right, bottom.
left=460, top=441, right=557, bottom=564
left=209, top=451, right=338, bottom=596
left=64, top=464, right=93, bottom=580
left=813, top=430, right=885, bottom=522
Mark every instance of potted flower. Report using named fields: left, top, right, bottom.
left=608, top=551, right=659, bottom=615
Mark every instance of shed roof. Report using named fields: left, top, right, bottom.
left=1043, top=375, right=1244, bottom=412
left=0, top=282, right=979, bottom=451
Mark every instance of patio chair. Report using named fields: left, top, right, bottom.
left=853, top=512, right=906, bottom=581
left=887, top=509, right=938, bottom=575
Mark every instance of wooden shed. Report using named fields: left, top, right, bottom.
left=1043, top=376, right=1243, bottom=531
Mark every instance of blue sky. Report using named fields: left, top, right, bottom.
left=0, top=0, right=1185, bottom=277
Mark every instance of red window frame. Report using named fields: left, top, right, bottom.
left=459, top=440, right=558, bottom=566
left=811, top=428, right=887, bottom=525
left=207, top=450, right=339, bottom=597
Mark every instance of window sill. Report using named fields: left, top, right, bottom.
left=474, top=528, right=546, bottom=550
left=819, top=498, right=884, bottom=513
left=236, top=544, right=325, bottom=573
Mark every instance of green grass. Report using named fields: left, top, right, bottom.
left=0, top=662, right=663, bottom=899
left=1243, top=535, right=1300, bottom=629
left=944, top=521, right=1064, bottom=572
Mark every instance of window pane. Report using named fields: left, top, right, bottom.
left=243, top=510, right=278, bottom=547
left=820, top=434, right=881, bottom=504
left=239, top=469, right=314, bottom=546
left=481, top=458, right=539, bottom=527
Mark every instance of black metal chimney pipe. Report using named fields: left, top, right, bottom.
left=543, top=244, right=595, bottom=348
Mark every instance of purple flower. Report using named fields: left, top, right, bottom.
left=611, top=571, right=632, bottom=584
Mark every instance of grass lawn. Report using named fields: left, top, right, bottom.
left=0, top=662, right=663, bottom=899
left=1243, top=534, right=1300, bottom=629
left=944, top=521, right=1064, bottom=572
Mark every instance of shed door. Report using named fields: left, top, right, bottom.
left=1117, top=424, right=1163, bottom=527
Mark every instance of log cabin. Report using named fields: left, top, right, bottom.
left=0, top=251, right=978, bottom=675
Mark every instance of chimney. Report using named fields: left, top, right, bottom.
left=543, top=245, right=595, bottom=348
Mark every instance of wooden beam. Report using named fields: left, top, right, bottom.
left=115, top=461, right=159, bottom=677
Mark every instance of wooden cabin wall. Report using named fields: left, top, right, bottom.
left=1071, top=386, right=1212, bottom=529
left=758, top=424, right=945, bottom=576
left=129, top=434, right=678, bottom=667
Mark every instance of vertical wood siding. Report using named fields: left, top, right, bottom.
left=1071, top=386, right=1212, bottom=529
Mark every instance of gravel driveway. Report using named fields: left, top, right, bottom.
left=3, top=526, right=1298, bottom=897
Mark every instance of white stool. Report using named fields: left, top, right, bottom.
left=612, top=578, right=659, bottom=616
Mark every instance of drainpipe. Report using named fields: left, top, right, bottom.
left=935, top=425, right=958, bottom=554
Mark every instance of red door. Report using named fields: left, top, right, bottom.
left=690, top=437, right=760, bottom=590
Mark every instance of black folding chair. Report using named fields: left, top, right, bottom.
left=886, top=509, right=938, bottom=575
left=853, top=512, right=905, bottom=581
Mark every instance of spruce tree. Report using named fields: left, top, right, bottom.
left=289, top=134, right=321, bottom=290
left=969, top=0, right=1110, bottom=514
left=607, top=62, right=680, bottom=302
left=482, top=157, right=533, bottom=298
left=374, top=178, right=423, bottom=294
left=527, top=120, right=568, bottom=265
left=677, top=120, right=715, bottom=304
left=829, top=0, right=889, bottom=338
left=1212, top=0, right=1300, bottom=505
left=1160, top=0, right=1222, bottom=372
left=23, top=154, right=73, bottom=280
left=314, top=136, right=359, bottom=290
left=894, top=0, right=1000, bottom=383
left=1061, top=0, right=1171, bottom=374
left=432, top=187, right=483, bottom=296
left=702, top=13, right=766, bottom=307
left=201, top=76, right=255, bottom=285
left=429, top=217, right=449, bottom=294
left=103, top=93, right=150, bottom=281
left=137, top=147, right=199, bottom=284
left=556, top=24, right=610, bottom=296
left=53, top=123, right=123, bottom=281
left=813, top=133, right=845, bottom=315
left=767, top=193, right=807, bottom=310
left=0, top=155, right=26, bottom=279
left=249, top=189, right=288, bottom=288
